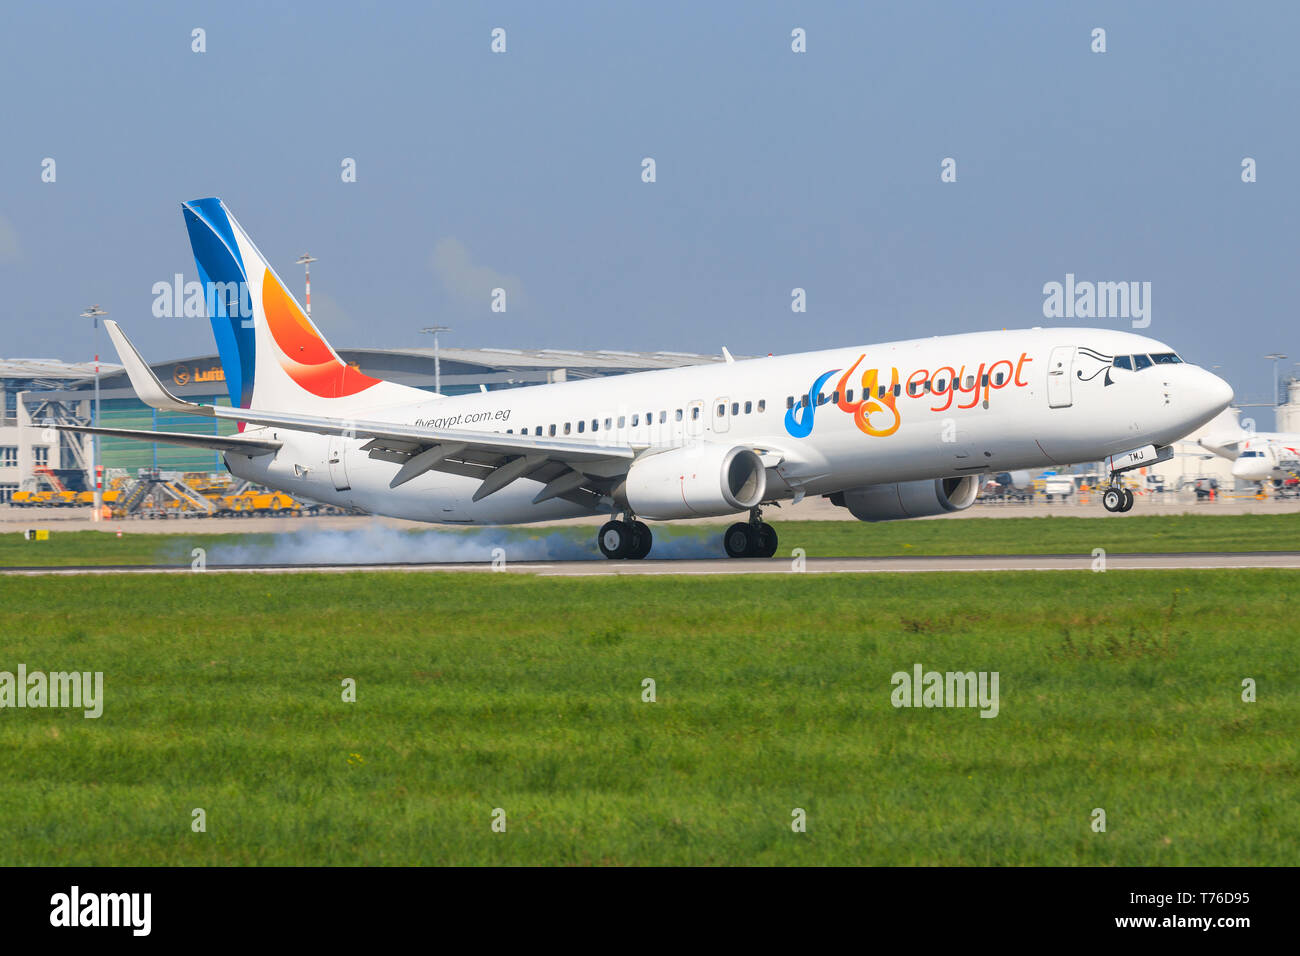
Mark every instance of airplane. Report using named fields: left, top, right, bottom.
left=1229, top=441, right=1300, bottom=484
left=1198, top=410, right=1300, bottom=484
left=61, top=198, right=1235, bottom=559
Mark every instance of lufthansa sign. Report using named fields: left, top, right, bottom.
left=171, top=364, right=225, bottom=387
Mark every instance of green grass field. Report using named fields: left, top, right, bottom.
left=1, top=568, right=1296, bottom=865
left=2, top=511, right=1297, bottom=567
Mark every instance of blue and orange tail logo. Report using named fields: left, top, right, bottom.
left=183, top=199, right=255, bottom=409
left=183, top=197, right=380, bottom=407
left=260, top=268, right=379, bottom=398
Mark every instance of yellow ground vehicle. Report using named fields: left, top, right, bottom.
left=185, top=473, right=237, bottom=500
left=9, top=469, right=299, bottom=518
left=218, top=489, right=301, bottom=515
left=82, top=489, right=120, bottom=505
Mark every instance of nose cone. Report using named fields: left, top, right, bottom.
left=1194, top=368, right=1234, bottom=419
left=1232, top=455, right=1266, bottom=481
left=1168, top=367, right=1236, bottom=443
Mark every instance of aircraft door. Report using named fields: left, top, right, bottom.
left=713, top=397, right=731, bottom=433
left=687, top=400, right=705, bottom=439
left=1046, top=346, right=1075, bottom=408
left=328, top=435, right=351, bottom=491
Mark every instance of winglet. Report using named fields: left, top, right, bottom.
left=103, top=320, right=211, bottom=415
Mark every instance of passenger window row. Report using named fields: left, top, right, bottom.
left=714, top=399, right=766, bottom=418
left=504, top=398, right=769, bottom=438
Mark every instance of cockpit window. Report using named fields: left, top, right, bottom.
left=1150, top=352, right=1182, bottom=365
left=1133, top=354, right=1153, bottom=370
left=1112, top=355, right=1133, bottom=370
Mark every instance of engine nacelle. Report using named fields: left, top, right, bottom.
left=829, top=475, right=979, bottom=522
left=622, top=444, right=767, bottom=520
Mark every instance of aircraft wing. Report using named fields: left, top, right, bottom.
left=53, top=424, right=280, bottom=455
left=205, top=402, right=636, bottom=507
left=102, top=320, right=634, bottom=507
left=201, top=405, right=633, bottom=463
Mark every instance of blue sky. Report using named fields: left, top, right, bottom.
left=1, top=1, right=1296, bottom=418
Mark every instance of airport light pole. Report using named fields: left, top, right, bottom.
left=295, top=254, right=318, bottom=319
left=1266, top=353, right=1287, bottom=408
left=80, top=305, right=108, bottom=521
left=420, top=326, right=452, bottom=395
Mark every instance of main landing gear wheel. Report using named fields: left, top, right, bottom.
left=628, top=520, right=653, bottom=559
left=598, top=520, right=632, bottom=559
left=724, top=520, right=778, bottom=558
left=724, top=522, right=755, bottom=558
left=598, top=519, right=654, bottom=560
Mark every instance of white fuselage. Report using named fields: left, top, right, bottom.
left=225, top=327, right=1232, bottom=524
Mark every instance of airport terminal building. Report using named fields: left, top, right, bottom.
left=0, top=346, right=734, bottom=498
left=1, top=358, right=116, bottom=503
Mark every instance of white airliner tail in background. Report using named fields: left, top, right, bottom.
left=59, top=199, right=1236, bottom=559
left=1199, top=409, right=1300, bottom=483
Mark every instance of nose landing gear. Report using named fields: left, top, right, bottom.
left=598, top=517, right=653, bottom=559
left=724, top=508, right=779, bottom=558
left=1102, top=485, right=1134, bottom=513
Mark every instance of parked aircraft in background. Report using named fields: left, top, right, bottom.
left=1199, top=410, right=1300, bottom=484
left=61, top=199, right=1235, bottom=558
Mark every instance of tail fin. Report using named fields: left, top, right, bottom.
left=182, top=198, right=408, bottom=413
left=1197, top=406, right=1246, bottom=459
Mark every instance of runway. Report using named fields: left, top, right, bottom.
left=3, top=551, right=1299, bottom=577
left=4, top=495, right=1298, bottom=535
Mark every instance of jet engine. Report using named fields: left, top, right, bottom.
left=829, top=475, right=979, bottom=522
left=621, top=444, right=767, bottom=520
